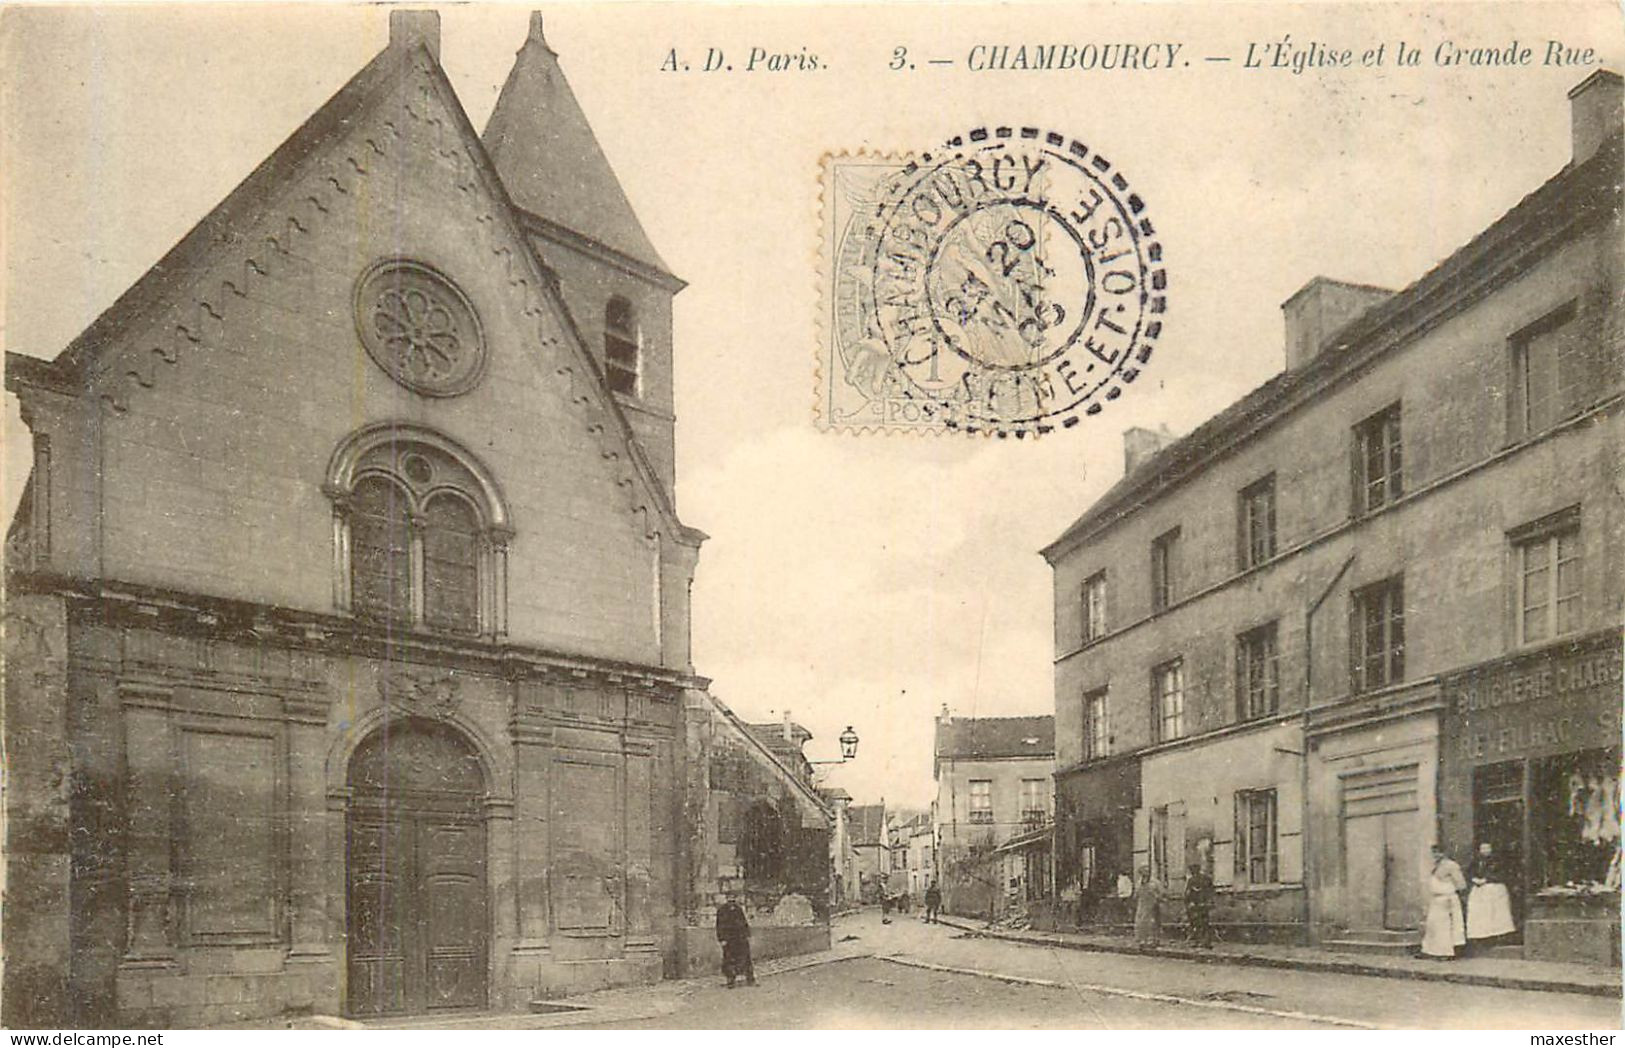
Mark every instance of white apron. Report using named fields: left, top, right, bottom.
left=1420, top=873, right=1465, bottom=957
left=1467, top=882, right=1516, bottom=939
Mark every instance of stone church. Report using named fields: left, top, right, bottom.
left=4, top=11, right=828, bottom=1027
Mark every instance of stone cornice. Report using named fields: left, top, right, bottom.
left=14, top=572, right=708, bottom=692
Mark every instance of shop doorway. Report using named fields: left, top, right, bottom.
left=346, top=720, right=489, bottom=1017
left=1342, top=764, right=1421, bottom=932
left=1472, top=760, right=1526, bottom=932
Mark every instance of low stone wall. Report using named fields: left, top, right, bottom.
left=673, top=923, right=831, bottom=978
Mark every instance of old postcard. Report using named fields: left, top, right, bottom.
left=1, top=1, right=1621, bottom=1033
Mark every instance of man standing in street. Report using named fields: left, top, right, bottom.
left=924, top=881, right=942, bottom=923
left=716, top=892, right=756, bottom=988
left=1184, top=863, right=1215, bottom=948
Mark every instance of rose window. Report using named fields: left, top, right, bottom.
left=355, top=260, right=486, bottom=397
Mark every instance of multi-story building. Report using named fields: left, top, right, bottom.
left=849, top=803, right=889, bottom=903
left=1043, top=72, right=1622, bottom=962
left=933, top=711, right=1056, bottom=917
left=905, top=815, right=937, bottom=900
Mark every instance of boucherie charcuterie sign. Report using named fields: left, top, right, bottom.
left=1443, top=637, right=1622, bottom=763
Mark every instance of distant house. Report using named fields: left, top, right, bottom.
left=819, top=787, right=861, bottom=910
left=933, top=711, right=1055, bottom=919
left=849, top=803, right=889, bottom=903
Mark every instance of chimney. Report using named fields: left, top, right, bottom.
left=389, top=9, right=441, bottom=60
left=782, top=709, right=794, bottom=743
left=1281, top=277, right=1391, bottom=371
left=1569, top=70, right=1623, bottom=165
left=938, top=704, right=950, bottom=723
left=1123, top=424, right=1176, bottom=474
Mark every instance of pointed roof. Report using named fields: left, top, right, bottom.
left=482, top=13, right=672, bottom=278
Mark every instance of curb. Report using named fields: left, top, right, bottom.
left=877, top=954, right=1376, bottom=1029
left=934, top=918, right=1621, bottom=999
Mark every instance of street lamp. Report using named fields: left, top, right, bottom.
left=811, top=726, right=860, bottom=765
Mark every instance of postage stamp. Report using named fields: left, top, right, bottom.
left=818, top=127, right=1166, bottom=436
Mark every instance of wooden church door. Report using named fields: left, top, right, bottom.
left=346, top=720, right=488, bottom=1016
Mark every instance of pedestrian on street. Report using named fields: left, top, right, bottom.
left=716, top=892, right=756, bottom=988
left=924, top=882, right=942, bottom=923
left=1183, top=863, right=1215, bottom=948
left=1466, top=841, right=1517, bottom=951
left=1133, top=866, right=1162, bottom=947
left=1420, top=844, right=1468, bottom=960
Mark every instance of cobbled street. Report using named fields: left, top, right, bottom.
left=558, top=911, right=1622, bottom=1030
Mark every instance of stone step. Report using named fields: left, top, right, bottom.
left=528, top=1001, right=593, bottom=1015
left=1322, top=934, right=1421, bottom=956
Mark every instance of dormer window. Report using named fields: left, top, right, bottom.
left=604, top=296, right=640, bottom=397
left=327, top=425, right=512, bottom=638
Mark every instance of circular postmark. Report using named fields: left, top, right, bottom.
left=832, top=127, right=1164, bottom=435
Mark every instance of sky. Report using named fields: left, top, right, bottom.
left=3, top=2, right=1620, bottom=808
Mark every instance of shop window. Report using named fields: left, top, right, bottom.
left=1237, top=621, right=1281, bottom=720
left=968, top=779, right=993, bottom=824
left=741, top=801, right=785, bottom=883
left=1084, top=688, right=1110, bottom=761
left=1238, top=474, right=1277, bottom=570
left=1151, top=527, right=1180, bottom=611
left=1082, top=570, right=1108, bottom=644
left=1352, top=403, right=1403, bottom=515
left=1512, top=508, right=1582, bottom=646
left=1153, top=658, right=1185, bottom=742
left=604, top=296, right=640, bottom=397
left=1532, top=750, right=1620, bottom=895
left=1509, top=301, right=1592, bottom=440
left=1234, top=789, right=1279, bottom=885
left=1349, top=576, right=1405, bottom=693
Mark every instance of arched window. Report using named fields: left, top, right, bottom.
left=604, top=296, right=639, bottom=397
left=351, top=477, right=413, bottom=624
left=422, top=494, right=480, bottom=634
left=327, top=425, right=512, bottom=638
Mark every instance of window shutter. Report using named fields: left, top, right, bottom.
left=1170, top=801, right=1188, bottom=888
left=1233, top=792, right=1247, bottom=881
left=1348, top=595, right=1362, bottom=693
left=1349, top=428, right=1363, bottom=517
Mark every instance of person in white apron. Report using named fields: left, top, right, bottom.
left=1466, top=842, right=1517, bottom=948
left=1420, top=845, right=1467, bottom=959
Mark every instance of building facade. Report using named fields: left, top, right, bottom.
left=680, top=697, right=833, bottom=974
left=905, top=816, right=936, bottom=900
left=0, top=12, right=815, bottom=1027
left=1043, top=72, right=1622, bottom=958
left=848, top=803, right=888, bottom=903
left=933, top=712, right=1055, bottom=918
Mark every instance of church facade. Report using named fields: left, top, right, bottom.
left=2, top=12, right=788, bottom=1027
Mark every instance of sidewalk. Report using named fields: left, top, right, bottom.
left=934, top=916, right=1622, bottom=998
left=273, top=934, right=879, bottom=1030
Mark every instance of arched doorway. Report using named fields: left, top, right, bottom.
left=346, top=719, right=488, bottom=1016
